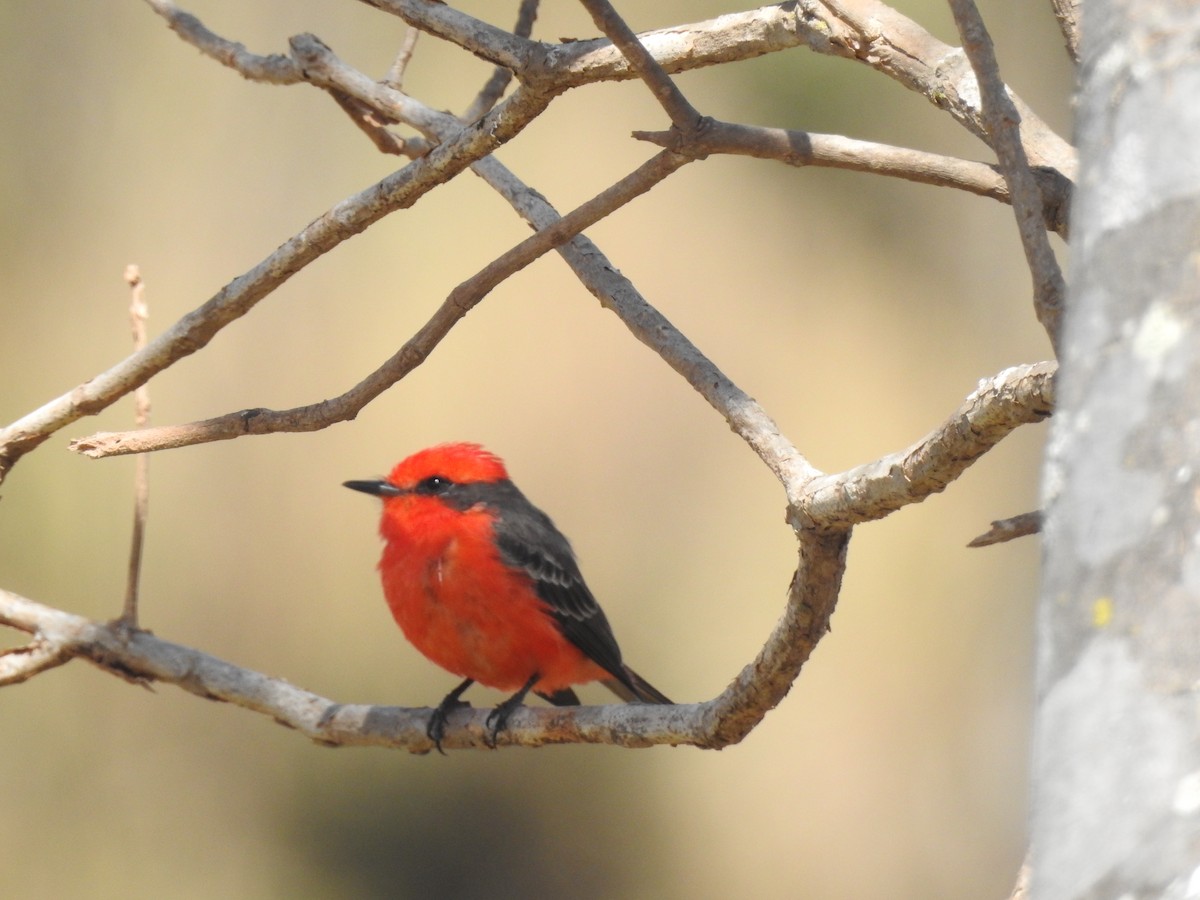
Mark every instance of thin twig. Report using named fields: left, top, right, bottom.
left=1048, top=0, right=1081, bottom=63
left=120, top=266, right=151, bottom=627
left=208, top=28, right=820, bottom=490
left=72, top=31, right=820, bottom=492
left=968, top=511, right=1043, bottom=547
left=72, top=149, right=694, bottom=459
left=0, top=84, right=551, bottom=483
left=947, top=0, right=1067, bottom=353
left=352, top=0, right=535, bottom=72
left=823, top=0, right=1076, bottom=177
left=383, top=25, right=421, bottom=88
left=576, top=0, right=702, bottom=131
left=328, top=89, right=427, bottom=156
left=637, top=120, right=1070, bottom=237
left=148, top=0, right=1076, bottom=181
left=462, top=0, right=540, bottom=122
left=0, top=636, right=74, bottom=686
left=143, top=0, right=302, bottom=83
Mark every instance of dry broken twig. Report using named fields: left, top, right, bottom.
left=969, top=511, right=1043, bottom=548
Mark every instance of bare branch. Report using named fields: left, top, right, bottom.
left=70, top=31, right=818, bottom=491
left=804, top=362, right=1055, bottom=528
left=541, top=3, right=840, bottom=87
left=534, top=2, right=1074, bottom=178
left=948, top=0, right=1067, bottom=353
left=328, top=89, right=427, bottom=156
left=145, top=0, right=1075, bottom=186
left=462, top=0, right=540, bottom=122
left=702, top=528, right=851, bottom=746
left=382, top=25, right=422, bottom=89
left=0, top=85, right=551, bottom=482
left=821, top=0, right=1075, bottom=175
left=968, top=511, right=1043, bottom=547
left=577, top=0, right=702, bottom=131
left=1048, top=0, right=1082, bottom=63
left=276, top=42, right=822, bottom=489
left=637, top=120, right=1070, bottom=237
left=0, top=637, right=74, bottom=687
left=355, top=0, right=537, bottom=71
left=0, top=565, right=844, bottom=751
left=71, top=150, right=694, bottom=458
left=143, top=0, right=302, bottom=83
left=120, top=265, right=151, bottom=627
left=0, top=0, right=1066, bottom=761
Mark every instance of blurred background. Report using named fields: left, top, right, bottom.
left=0, top=1, right=1068, bottom=897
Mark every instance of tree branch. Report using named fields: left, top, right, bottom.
left=71, top=149, right=694, bottom=459
left=820, top=0, right=1075, bottom=176
left=68, top=31, right=820, bottom=492
left=577, top=0, right=703, bottom=131
left=0, top=84, right=551, bottom=483
left=143, top=0, right=303, bottom=84
left=948, top=0, right=1067, bottom=353
left=1048, top=0, right=1082, bottom=63
left=701, top=527, right=851, bottom=746
left=354, top=0, right=538, bottom=71
left=968, top=510, right=1043, bottom=547
left=147, top=0, right=1075, bottom=186
left=284, top=34, right=820, bottom=487
left=803, top=362, right=1055, bottom=528
left=0, top=635, right=74, bottom=686
left=636, top=119, right=1070, bottom=237
left=120, top=265, right=151, bottom=627
left=0, top=0, right=1066, bottom=761
left=0, top=538, right=845, bottom=751
left=461, top=0, right=540, bottom=122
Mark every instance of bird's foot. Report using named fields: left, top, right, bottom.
left=484, top=672, right=540, bottom=748
left=484, top=695, right=524, bottom=748
left=427, top=678, right=475, bottom=754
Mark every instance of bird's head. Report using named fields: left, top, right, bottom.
left=343, top=442, right=510, bottom=501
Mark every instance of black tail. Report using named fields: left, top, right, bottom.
left=602, top=665, right=672, bottom=705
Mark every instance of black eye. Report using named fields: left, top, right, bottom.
left=415, top=475, right=454, bottom=495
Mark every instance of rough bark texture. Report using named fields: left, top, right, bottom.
left=1033, top=1, right=1200, bottom=896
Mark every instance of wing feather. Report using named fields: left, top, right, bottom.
left=461, top=480, right=629, bottom=683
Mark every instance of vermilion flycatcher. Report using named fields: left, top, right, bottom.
left=345, top=442, right=672, bottom=750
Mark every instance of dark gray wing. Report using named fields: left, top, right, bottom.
left=463, top=480, right=631, bottom=686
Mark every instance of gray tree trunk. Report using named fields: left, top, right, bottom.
left=1033, top=1, right=1200, bottom=897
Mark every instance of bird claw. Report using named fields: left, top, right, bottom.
left=484, top=695, right=524, bottom=748
left=427, top=696, right=469, bottom=755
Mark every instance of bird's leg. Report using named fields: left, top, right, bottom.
left=485, top=672, right=540, bottom=748
left=428, top=677, right=474, bottom=754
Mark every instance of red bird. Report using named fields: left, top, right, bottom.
left=345, top=442, right=671, bottom=750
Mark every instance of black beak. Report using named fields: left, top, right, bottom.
left=343, top=479, right=404, bottom=497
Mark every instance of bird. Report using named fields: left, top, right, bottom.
left=344, top=442, right=672, bottom=751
